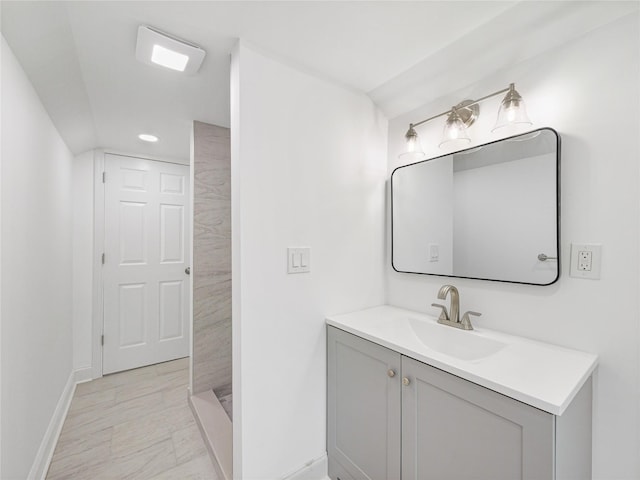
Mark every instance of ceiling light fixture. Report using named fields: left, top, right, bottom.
left=135, top=25, right=206, bottom=75
left=399, top=83, right=532, bottom=158
left=151, top=45, right=189, bottom=72
left=138, top=134, right=159, bottom=143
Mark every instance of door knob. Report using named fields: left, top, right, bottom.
left=387, top=369, right=396, bottom=378
left=402, top=377, right=410, bottom=386
left=185, top=267, right=191, bottom=275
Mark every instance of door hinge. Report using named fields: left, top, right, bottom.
left=101, top=334, right=104, bottom=346
left=102, top=171, right=106, bottom=183
left=101, top=252, right=105, bottom=264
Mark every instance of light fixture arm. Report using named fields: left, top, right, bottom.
left=400, top=83, right=531, bottom=158
left=409, top=85, right=512, bottom=130
left=411, top=110, right=452, bottom=129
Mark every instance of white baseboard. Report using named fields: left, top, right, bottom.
left=28, top=371, right=76, bottom=480
left=74, top=366, right=93, bottom=384
left=282, top=454, right=328, bottom=480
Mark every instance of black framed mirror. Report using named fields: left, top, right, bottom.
left=391, top=127, right=560, bottom=285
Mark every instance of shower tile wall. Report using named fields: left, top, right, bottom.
left=192, top=121, right=231, bottom=395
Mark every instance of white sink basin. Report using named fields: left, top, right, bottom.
left=408, top=317, right=506, bottom=361
left=326, top=305, right=599, bottom=414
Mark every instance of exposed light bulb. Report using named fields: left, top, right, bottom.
left=493, top=84, right=532, bottom=132
left=406, top=136, right=418, bottom=153
left=446, top=125, right=461, bottom=140
left=440, top=109, right=471, bottom=149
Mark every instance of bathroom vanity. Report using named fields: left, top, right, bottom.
left=326, top=306, right=597, bottom=480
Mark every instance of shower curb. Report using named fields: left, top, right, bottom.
left=189, top=390, right=232, bottom=480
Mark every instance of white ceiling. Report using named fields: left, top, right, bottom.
left=1, top=1, right=637, bottom=161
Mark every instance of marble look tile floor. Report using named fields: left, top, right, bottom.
left=47, top=358, right=218, bottom=480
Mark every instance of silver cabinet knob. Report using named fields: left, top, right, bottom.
left=185, top=267, right=191, bottom=275
left=402, top=377, right=410, bottom=386
left=387, top=369, right=396, bottom=378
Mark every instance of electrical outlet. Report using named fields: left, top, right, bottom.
left=570, top=243, right=601, bottom=279
left=577, top=250, right=592, bottom=271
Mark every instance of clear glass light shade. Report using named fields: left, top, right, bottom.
left=398, top=126, right=425, bottom=160
left=439, top=109, right=471, bottom=149
left=492, top=84, right=532, bottom=132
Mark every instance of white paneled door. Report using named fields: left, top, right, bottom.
left=103, top=154, right=190, bottom=374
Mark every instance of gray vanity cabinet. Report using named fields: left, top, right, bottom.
left=402, top=356, right=553, bottom=480
left=328, top=326, right=592, bottom=480
left=327, top=326, right=401, bottom=480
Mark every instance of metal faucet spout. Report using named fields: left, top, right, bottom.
left=437, top=285, right=460, bottom=324
left=433, top=284, right=480, bottom=330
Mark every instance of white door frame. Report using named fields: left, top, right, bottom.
left=91, top=150, right=105, bottom=380
left=91, top=150, right=191, bottom=379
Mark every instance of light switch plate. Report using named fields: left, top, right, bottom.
left=570, top=243, right=601, bottom=279
left=428, top=243, right=439, bottom=262
left=287, top=247, right=310, bottom=274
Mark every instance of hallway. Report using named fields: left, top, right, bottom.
left=46, top=358, right=218, bottom=479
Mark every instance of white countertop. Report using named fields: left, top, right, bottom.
left=326, top=305, right=598, bottom=415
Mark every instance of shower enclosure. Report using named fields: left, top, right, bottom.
left=189, top=121, right=232, bottom=480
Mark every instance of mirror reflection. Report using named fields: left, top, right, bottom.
left=391, top=128, right=560, bottom=285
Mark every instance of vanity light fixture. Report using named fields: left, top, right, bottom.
left=135, top=25, right=206, bottom=75
left=399, top=125, right=425, bottom=160
left=399, top=83, right=532, bottom=158
left=492, top=83, right=531, bottom=131
left=439, top=104, right=473, bottom=149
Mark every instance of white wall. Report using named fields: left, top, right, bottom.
left=0, top=35, right=3, bottom=479
left=1, top=36, right=74, bottom=479
left=231, top=42, right=388, bottom=479
left=387, top=13, right=639, bottom=479
left=72, top=150, right=94, bottom=379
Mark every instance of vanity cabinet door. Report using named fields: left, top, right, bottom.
left=401, top=356, right=554, bottom=480
left=327, top=327, right=401, bottom=480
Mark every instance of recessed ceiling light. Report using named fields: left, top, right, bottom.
left=136, top=25, right=206, bottom=75
left=139, top=134, right=158, bottom=143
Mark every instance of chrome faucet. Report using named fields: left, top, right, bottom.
left=431, top=284, right=481, bottom=330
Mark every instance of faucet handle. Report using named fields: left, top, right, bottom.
left=461, top=311, right=482, bottom=330
left=431, top=303, right=449, bottom=322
